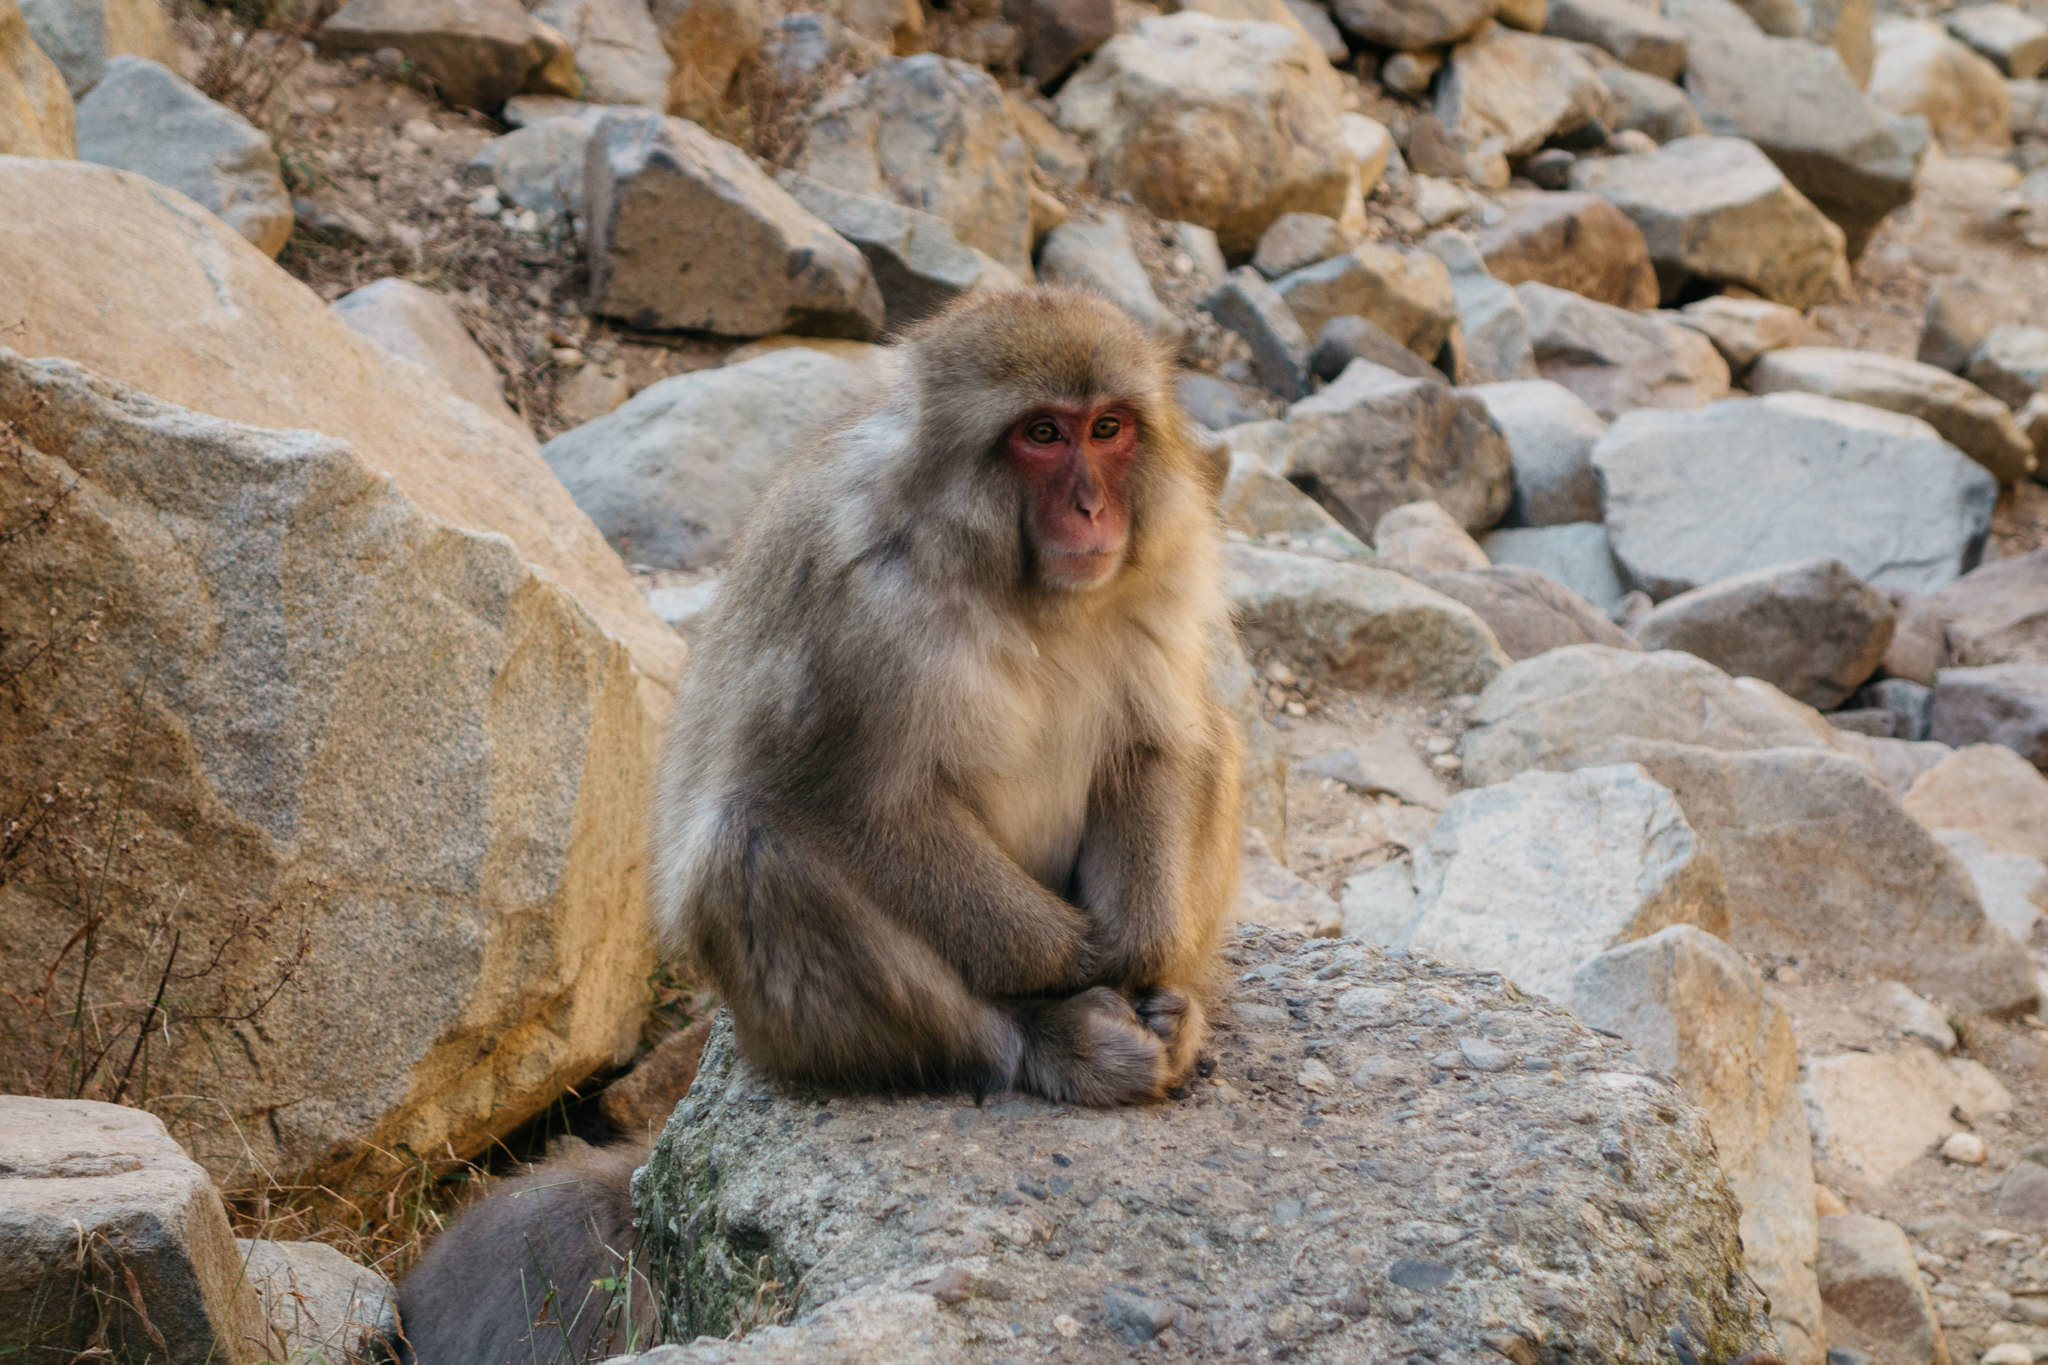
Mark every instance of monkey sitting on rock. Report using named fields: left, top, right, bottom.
left=394, top=288, right=1241, bottom=1362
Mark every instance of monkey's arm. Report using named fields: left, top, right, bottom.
left=846, top=797, right=1096, bottom=999
left=1073, top=741, right=1232, bottom=987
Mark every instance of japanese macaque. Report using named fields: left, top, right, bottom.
left=391, top=1139, right=654, bottom=1365
left=651, top=287, right=1242, bottom=1104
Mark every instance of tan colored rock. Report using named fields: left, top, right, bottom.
left=1816, top=1214, right=1950, bottom=1365
left=0, top=1098, right=279, bottom=1363
left=655, top=0, right=762, bottom=122
left=18, top=0, right=174, bottom=96
left=1804, top=1049, right=1986, bottom=1186
left=1056, top=13, right=1353, bottom=255
left=0, top=351, right=658, bottom=1184
left=1903, top=743, right=2048, bottom=858
left=318, top=0, right=564, bottom=110
left=1435, top=23, right=1611, bottom=159
left=1519, top=281, right=1731, bottom=421
left=534, top=0, right=671, bottom=107
left=1211, top=624, right=1290, bottom=853
left=1870, top=17, right=2012, bottom=154
left=1565, top=927, right=1820, bottom=1365
left=330, top=278, right=527, bottom=437
left=1674, top=295, right=1810, bottom=373
left=1225, top=543, right=1510, bottom=695
left=1409, top=563, right=1642, bottom=660
left=1748, top=347, right=2037, bottom=484
left=1234, top=829, right=1342, bottom=935
left=238, top=1239, right=398, bottom=1365
left=599, top=1017, right=716, bottom=1137
left=1930, top=549, right=2048, bottom=665
left=1373, top=499, right=1489, bottom=571
left=1568, top=135, right=1850, bottom=309
left=1474, top=190, right=1661, bottom=310
left=1273, top=244, right=1458, bottom=361
left=0, top=0, right=74, bottom=156
left=0, top=159, right=684, bottom=712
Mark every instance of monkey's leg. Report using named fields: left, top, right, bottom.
left=1006, top=987, right=1172, bottom=1106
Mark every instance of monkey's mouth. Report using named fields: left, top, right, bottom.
left=1041, top=544, right=1126, bottom=588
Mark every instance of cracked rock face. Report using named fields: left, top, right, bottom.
left=635, top=926, right=1778, bottom=1362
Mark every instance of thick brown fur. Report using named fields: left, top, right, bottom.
left=650, top=288, right=1242, bottom=1105
left=391, top=1139, right=655, bottom=1365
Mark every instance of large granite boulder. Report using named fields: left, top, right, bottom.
left=1592, top=394, right=1997, bottom=599
left=1, top=0, right=77, bottom=157
left=1475, top=190, right=1660, bottom=310
left=541, top=343, right=889, bottom=570
left=1929, top=549, right=2048, bottom=666
left=318, top=0, right=568, bottom=110
left=1567, top=135, right=1850, bottom=309
left=1518, top=282, right=1730, bottom=421
left=793, top=55, right=1036, bottom=276
left=1433, top=23, right=1612, bottom=159
left=1869, top=17, right=2012, bottom=154
left=74, top=57, right=293, bottom=257
left=0, top=157, right=684, bottom=709
left=634, top=927, right=1782, bottom=1362
left=1467, top=379, right=1607, bottom=526
left=1272, top=244, right=1459, bottom=360
left=1055, top=14, right=1353, bottom=255
left=0, top=352, right=657, bottom=1184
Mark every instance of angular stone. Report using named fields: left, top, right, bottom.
left=330, top=278, right=525, bottom=436
left=1424, top=229, right=1536, bottom=385
left=1946, top=4, right=2048, bottom=79
left=1633, top=559, right=1894, bottom=710
left=1546, top=0, right=1688, bottom=78
left=1599, top=68, right=1704, bottom=144
left=1251, top=210, right=1348, bottom=279
left=1816, top=1215, right=1948, bottom=1365
left=1518, top=281, right=1730, bottom=421
left=1410, top=563, right=1641, bottom=659
left=1563, top=927, right=1821, bottom=1365
left=1373, top=499, right=1489, bottom=572
left=0, top=1098, right=278, bottom=1363
left=1329, top=0, right=1490, bottom=48
left=318, top=0, right=562, bottom=110
left=469, top=115, right=590, bottom=218
left=1870, top=17, right=2012, bottom=154
left=1682, top=28, right=1923, bottom=257
left=1482, top=522, right=1628, bottom=609
left=534, top=0, right=671, bottom=106
left=1297, top=729, right=1451, bottom=807
left=1937, top=827, right=2048, bottom=940
left=781, top=171, right=1015, bottom=328
left=1966, top=323, right=2048, bottom=409
left=1233, top=830, right=1341, bottom=934
left=1206, top=268, right=1313, bottom=399
left=1434, top=24, right=1612, bottom=159
left=0, top=157, right=684, bottom=703
left=1221, top=453, right=1375, bottom=561
left=1917, top=275, right=2034, bottom=374
left=1056, top=15, right=1352, bottom=255
left=1856, top=677, right=1935, bottom=740
left=1341, top=111, right=1394, bottom=194
left=1568, top=135, right=1850, bottom=309
left=1805, top=1048, right=1986, bottom=1186
left=1272, top=242, right=1459, bottom=360
left=1604, top=741, right=2038, bottom=1013
left=1309, top=314, right=1445, bottom=385
left=1341, top=764, right=1729, bottom=1000
left=1459, top=644, right=1833, bottom=785
left=1, top=0, right=75, bottom=156
left=1748, top=347, right=2036, bottom=484
left=1224, top=543, right=1509, bottom=693
left=599, top=1017, right=716, bottom=1135
left=1931, top=664, right=2048, bottom=767
left=75, top=57, right=292, bottom=258
left=796, top=55, right=1034, bottom=275
left=0, top=353, right=660, bottom=1183
left=1038, top=211, right=1184, bottom=348
left=1475, top=190, right=1661, bottom=310
left=542, top=344, right=887, bottom=570
left=1593, top=394, right=1997, bottom=598
left=19, top=0, right=173, bottom=97
left=638, top=928, right=1777, bottom=1355
left=585, top=110, right=883, bottom=338
left=1468, top=379, right=1606, bottom=526
left=1673, top=295, right=1810, bottom=373
left=238, top=1239, right=398, bottom=1365
left=655, top=0, right=762, bottom=121
left=1930, top=549, right=2048, bottom=665
left=1284, top=359, right=1514, bottom=535
left=1005, top=0, right=1114, bottom=81
left=1180, top=373, right=1272, bottom=430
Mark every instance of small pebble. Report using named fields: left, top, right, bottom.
left=472, top=193, right=503, bottom=218
left=303, top=92, right=338, bottom=117
left=1263, top=660, right=1296, bottom=686
left=1942, top=1132, right=1988, bottom=1165
left=1458, top=1037, right=1511, bottom=1072
left=1431, top=753, right=1461, bottom=774
left=1052, top=1314, right=1082, bottom=1339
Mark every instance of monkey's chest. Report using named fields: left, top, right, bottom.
left=961, top=700, right=1110, bottom=895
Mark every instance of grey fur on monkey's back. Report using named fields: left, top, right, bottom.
left=389, top=1139, right=654, bottom=1365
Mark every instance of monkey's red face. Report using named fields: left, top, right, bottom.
left=1008, top=402, right=1139, bottom=591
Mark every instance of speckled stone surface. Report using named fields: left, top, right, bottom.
left=635, top=926, right=1779, bottom=1362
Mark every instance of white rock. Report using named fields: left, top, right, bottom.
left=1871, top=17, right=2013, bottom=154
left=1940, top=1131, right=1988, bottom=1164
left=330, top=278, right=527, bottom=437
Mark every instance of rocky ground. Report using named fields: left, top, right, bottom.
left=5, top=0, right=2048, bottom=1361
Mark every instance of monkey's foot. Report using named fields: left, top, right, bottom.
left=1013, top=987, right=1168, bottom=1106
left=1133, top=986, right=1206, bottom=1087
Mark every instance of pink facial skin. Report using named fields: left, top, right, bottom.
left=1008, top=402, right=1140, bottom=590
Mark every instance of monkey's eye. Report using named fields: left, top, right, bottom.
left=1091, top=415, right=1122, bottom=441
left=1024, top=419, right=1061, bottom=445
